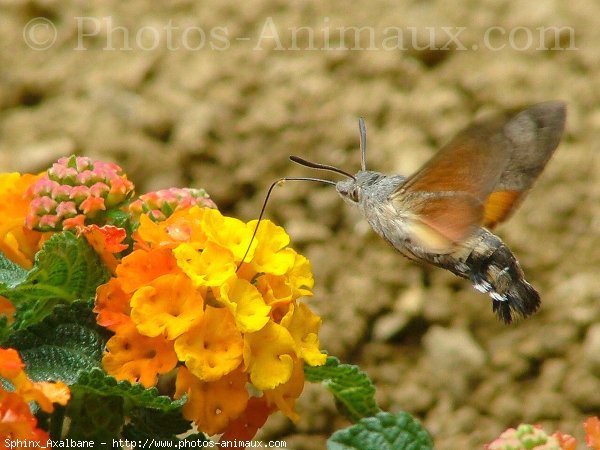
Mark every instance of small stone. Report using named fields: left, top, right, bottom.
left=423, top=326, right=487, bottom=400
left=563, top=367, right=600, bottom=411
left=372, top=287, right=426, bottom=341
left=423, top=326, right=487, bottom=377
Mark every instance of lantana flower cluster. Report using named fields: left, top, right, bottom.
left=94, top=205, right=326, bottom=438
left=0, top=155, right=326, bottom=441
left=486, top=420, right=600, bottom=450
left=128, top=187, right=217, bottom=222
left=25, top=155, right=135, bottom=231
left=0, top=348, right=70, bottom=445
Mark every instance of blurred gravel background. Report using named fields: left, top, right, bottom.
left=1, top=0, right=599, bottom=448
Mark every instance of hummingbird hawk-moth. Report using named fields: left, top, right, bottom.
left=281, top=101, right=566, bottom=323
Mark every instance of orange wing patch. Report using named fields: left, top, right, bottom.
left=483, top=190, right=521, bottom=229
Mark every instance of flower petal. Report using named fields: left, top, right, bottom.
left=94, top=278, right=132, bottom=332
left=243, top=322, right=296, bottom=391
left=116, top=247, right=178, bottom=294
left=246, top=220, right=295, bottom=275
left=131, top=273, right=204, bottom=339
left=280, top=302, right=326, bottom=366
left=175, top=366, right=249, bottom=436
left=220, top=278, right=271, bottom=333
left=202, top=208, right=256, bottom=262
left=174, top=242, right=236, bottom=287
left=263, top=357, right=304, bottom=422
left=103, top=322, right=178, bottom=387
left=175, top=306, right=243, bottom=382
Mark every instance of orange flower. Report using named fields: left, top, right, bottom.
left=0, top=391, right=50, bottom=447
left=554, top=431, right=577, bottom=450
left=175, top=366, right=248, bottom=436
left=0, top=173, right=45, bottom=268
left=0, top=348, right=25, bottom=378
left=79, top=224, right=128, bottom=273
left=115, top=248, right=178, bottom=294
left=0, top=296, right=16, bottom=324
left=103, top=322, right=178, bottom=387
left=130, top=273, right=204, bottom=339
left=135, top=207, right=208, bottom=249
left=0, top=347, right=69, bottom=444
left=585, top=417, right=600, bottom=450
left=94, top=278, right=132, bottom=332
left=221, top=397, right=271, bottom=442
left=10, top=371, right=69, bottom=412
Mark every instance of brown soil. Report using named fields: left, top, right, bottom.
left=1, top=1, right=599, bottom=448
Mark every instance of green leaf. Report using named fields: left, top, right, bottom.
left=66, top=392, right=123, bottom=444
left=126, top=407, right=192, bottom=438
left=66, top=369, right=189, bottom=444
left=305, top=356, right=380, bottom=422
left=0, top=232, right=110, bottom=329
left=5, top=300, right=106, bottom=383
left=72, top=368, right=186, bottom=412
left=327, top=411, right=434, bottom=450
left=0, top=251, right=27, bottom=286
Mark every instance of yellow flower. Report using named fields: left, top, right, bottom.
left=255, top=274, right=293, bottom=322
left=174, top=242, right=236, bottom=287
left=263, top=357, right=305, bottom=422
left=219, top=278, right=271, bottom=333
left=246, top=220, right=295, bottom=275
left=0, top=173, right=45, bottom=269
left=175, top=306, right=243, bottom=382
left=103, top=322, right=178, bottom=388
left=131, top=273, right=204, bottom=339
left=175, top=366, right=248, bottom=436
left=281, top=303, right=327, bottom=366
left=202, top=208, right=256, bottom=262
left=287, top=253, right=314, bottom=297
left=243, top=321, right=296, bottom=391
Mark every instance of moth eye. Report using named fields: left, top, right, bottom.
left=351, top=188, right=360, bottom=202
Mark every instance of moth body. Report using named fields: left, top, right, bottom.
left=336, top=172, right=540, bottom=323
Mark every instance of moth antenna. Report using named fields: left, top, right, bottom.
left=359, top=118, right=367, bottom=171
left=237, top=176, right=336, bottom=271
left=289, top=155, right=356, bottom=180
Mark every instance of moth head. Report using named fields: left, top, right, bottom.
left=335, top=178, right=360, bottom=204
left=335, top=171, right=380, bottom=205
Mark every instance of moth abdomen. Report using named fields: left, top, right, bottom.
left=465, top=231, right=541, bottom=323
